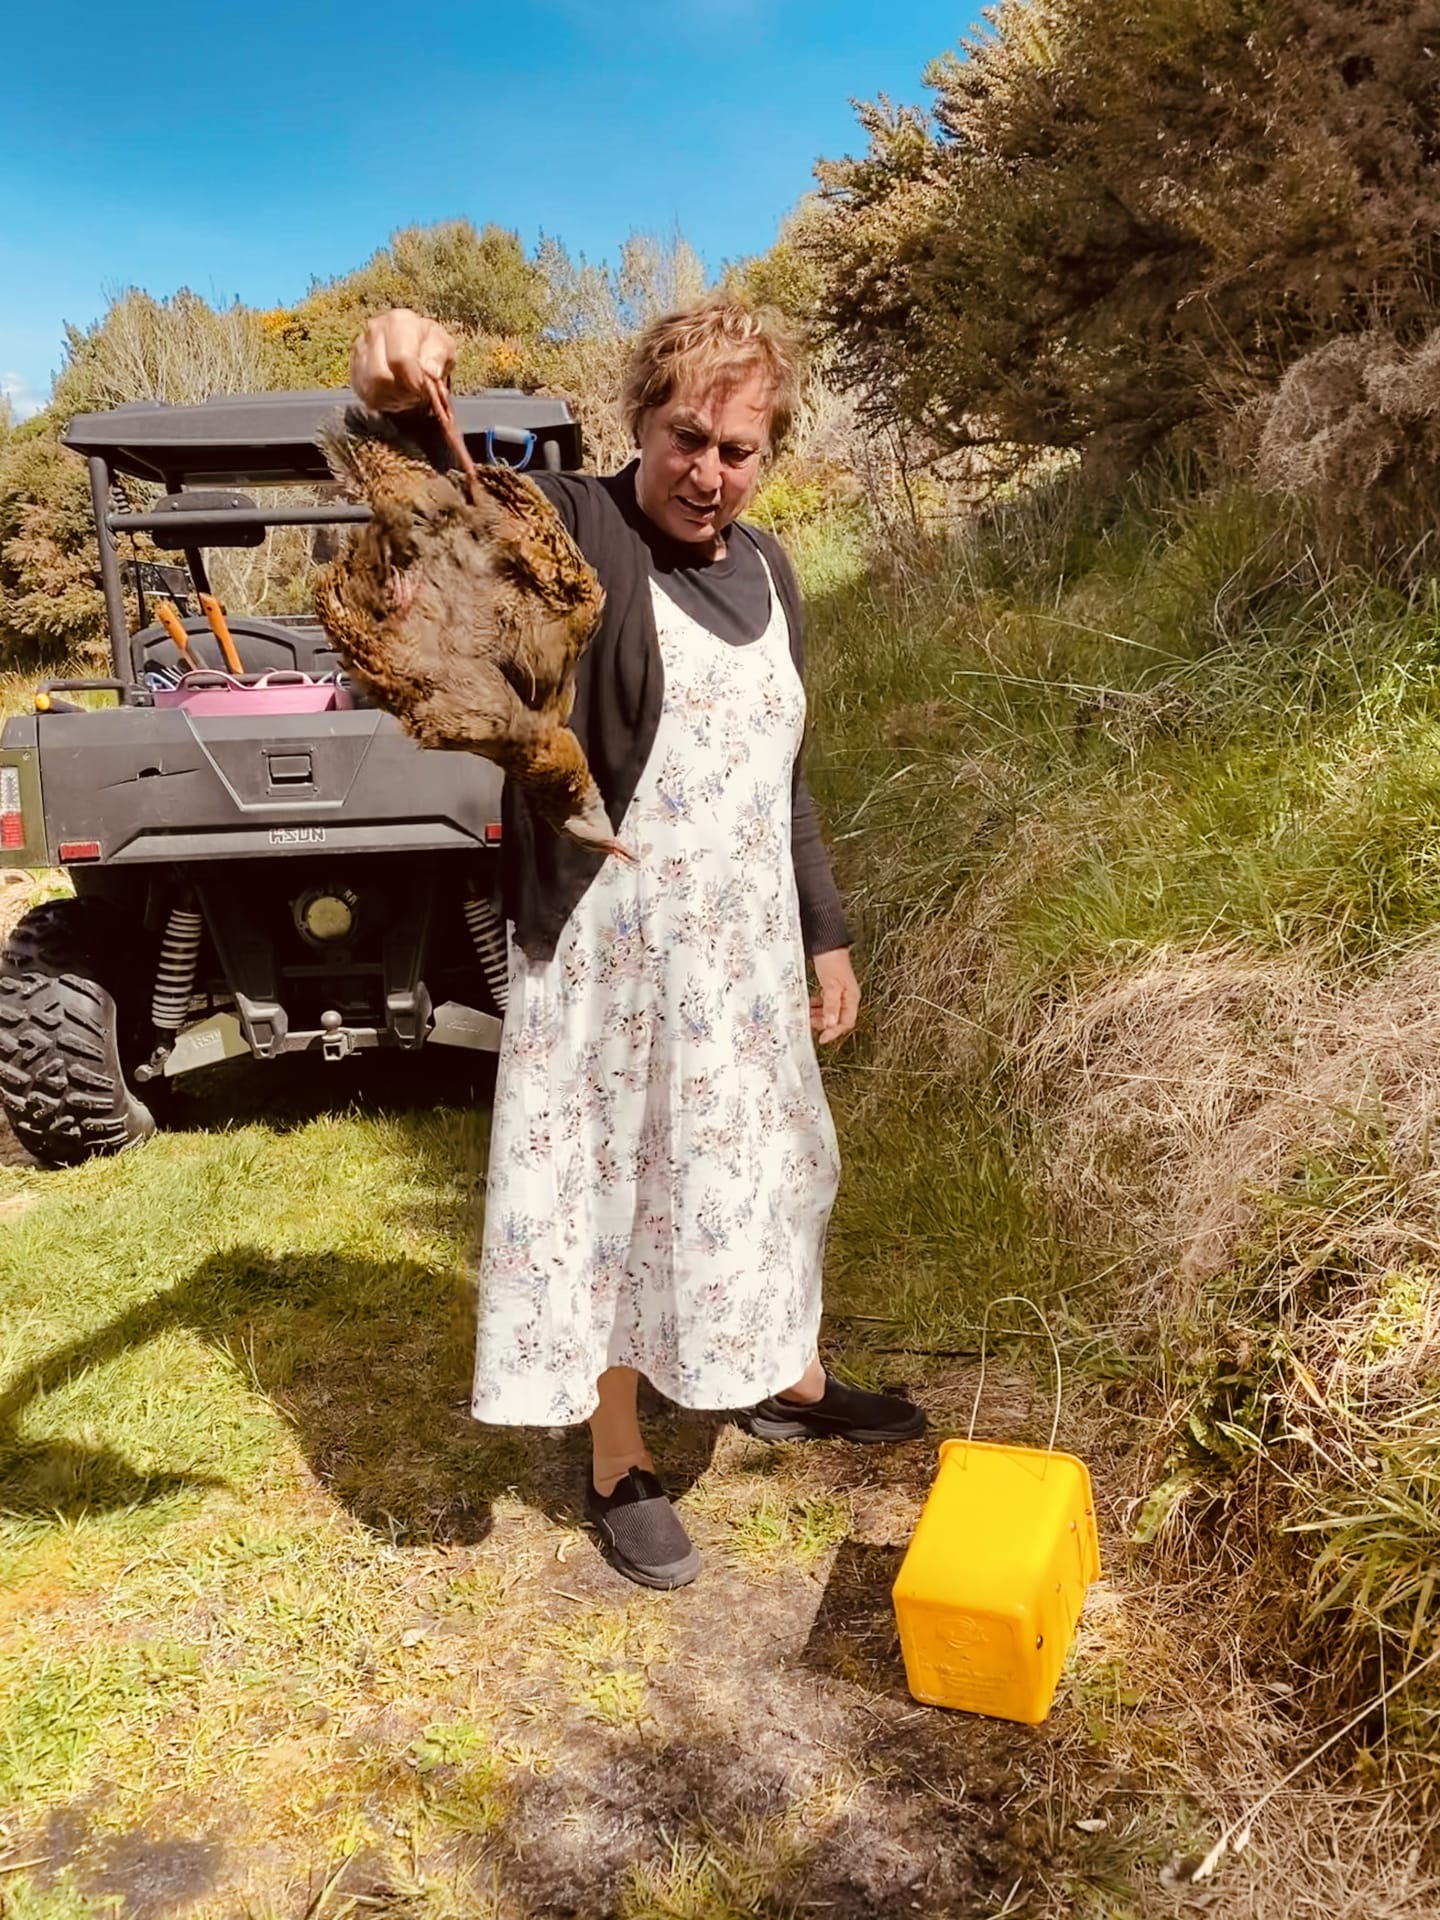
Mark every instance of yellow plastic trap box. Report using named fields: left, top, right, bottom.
left=892, top=1436, right=1101, bottom=1725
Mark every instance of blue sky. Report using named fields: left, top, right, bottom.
left=1, top=0, right=981, bottom=418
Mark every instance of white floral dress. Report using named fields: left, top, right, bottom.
left=471, top=554, right=842, bottom=1425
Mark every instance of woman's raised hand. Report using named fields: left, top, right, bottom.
left=349, top=309, right=458, bottom=412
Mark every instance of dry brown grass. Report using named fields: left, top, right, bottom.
left=995, top=938, right=1440, bottom=1818
left=1047, top=1553, right=1440, bottom=1919
left=1017, top=939, right=1440, bottom=1304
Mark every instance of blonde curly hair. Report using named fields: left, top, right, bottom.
left=621, top=294, right=802, bottom=451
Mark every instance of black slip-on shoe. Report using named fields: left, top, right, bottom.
left=736, top=1373, right=928, bottom=1445
left=583, top=1467, right=702, bottom=1590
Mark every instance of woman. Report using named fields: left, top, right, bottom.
left=351, top=297, right=925, bottom=1589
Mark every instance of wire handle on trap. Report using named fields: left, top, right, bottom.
left=965, top=1293, right=1064, bottom=1460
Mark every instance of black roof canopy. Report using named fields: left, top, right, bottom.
left=62, top=388, right=583, bottom=485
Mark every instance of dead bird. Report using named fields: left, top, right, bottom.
left=314, top=385, right=631, bottom=861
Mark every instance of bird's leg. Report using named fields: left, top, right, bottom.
left=421, top=371, right=483, bottom=507
left=565, top=807, right=639, bottom=866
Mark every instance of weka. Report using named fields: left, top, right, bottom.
left=314, top=389, right=630, bottom=861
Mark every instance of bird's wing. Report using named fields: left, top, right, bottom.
left=467, top=469, right=605, bottom=657
left=314, top=542, right=390, bottom=676
left=400, top=652, right=542, bottom=758
left=483, top=597, right=597, bottom=716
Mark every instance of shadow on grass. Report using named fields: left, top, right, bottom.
left=0, top=1238, right=731, bottom=1546
left=164, top=1043, right=499, bottom=1134
left=801, top=1538, right=910, bottom=1697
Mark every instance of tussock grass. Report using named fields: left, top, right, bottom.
left=795, top=467, right=1440, bottom=1895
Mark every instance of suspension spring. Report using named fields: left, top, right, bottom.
left=151, top=904, right=204, bottom=1031
left=462, top=894, right=510, bottom=1013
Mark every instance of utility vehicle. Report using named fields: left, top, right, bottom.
left=0, top=388, right=580, bottom=1166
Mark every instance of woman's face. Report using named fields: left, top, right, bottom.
left=634, top=370, right=772, bottom=551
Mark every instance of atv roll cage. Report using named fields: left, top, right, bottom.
left=63, top=388, right=582, bottom=681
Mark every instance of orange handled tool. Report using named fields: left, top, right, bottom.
left=155, top=599, right=202, bottom=671
left=198, top=593, right=244, bottom=676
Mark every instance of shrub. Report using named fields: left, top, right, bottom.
left=806, top=0, right=1440, bottom=482
left=1256, top=326, right=1440, bottom=571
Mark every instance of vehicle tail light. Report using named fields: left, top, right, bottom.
left=0, top=768, right=22, bottom=850
left=58, top=841, right=102, bottom=863
left=484, top=821, right=503, bottom=844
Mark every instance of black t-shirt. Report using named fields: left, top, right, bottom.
left=564, top=467, right=772, bottom=646
left=517, top=464, right=850, bottom=960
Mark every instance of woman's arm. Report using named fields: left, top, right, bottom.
left=755, top=530, right=859, bottom=1043
left=792, top=780, right=851, bottom=955
left=794, top=783, right=859, bottom=1041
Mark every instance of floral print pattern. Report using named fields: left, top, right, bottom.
left=472, top=559, right=841, bottom=1424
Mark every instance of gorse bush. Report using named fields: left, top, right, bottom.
left=1256, top=325, right=1440, bottom=572
left=807, top=0, right=1440, bottom=480
left=259, top=219, right=550, bottom=391
left=343, top=220, right=548, bottom=339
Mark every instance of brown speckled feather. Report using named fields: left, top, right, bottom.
left=314, top=407, right=616, bottom=852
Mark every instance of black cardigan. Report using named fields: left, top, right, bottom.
left=490, top=461, right=852, bottom=962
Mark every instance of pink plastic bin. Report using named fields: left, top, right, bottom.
left=152, top=672, right=354, bottom=716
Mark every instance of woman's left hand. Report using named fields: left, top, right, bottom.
left=811, top=948, right=861, bottom=1045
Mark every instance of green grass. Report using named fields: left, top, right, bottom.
left=797, top=474, right=1440, bottom=1329
left=0, top=1103, right=500, bottom=1838
left=0, top=1083, right=970, bottom=1911
left=0, top=1875, right=124, bottom=1920
left=805, top=475, right=1440, bottom=975
left=0, top=1643, right=201, bottom=1808
left=797, top=470, right=1440, bottom=1776
left=0, top=1106, right=490, bottom=1547
left=6, top=468, right=1440, bottom=1909
left=725, top=1489, right=851, bottom=1570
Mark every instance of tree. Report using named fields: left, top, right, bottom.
left=0, top=422, right=108, bottom=660
left=807, top=0, right=1440, bottom=479
left=342, top=220, right=547, bottom=339
left=54, top=288, right=274, bottom=414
